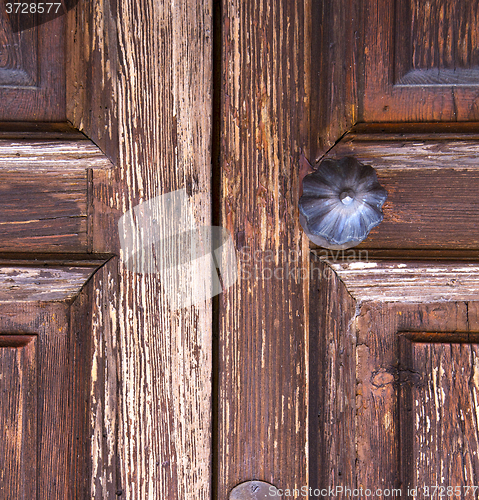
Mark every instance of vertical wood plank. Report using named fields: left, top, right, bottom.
left=114, top=0, right=213, bottom=498
left=310, top=0, right=358, bottom=160
left=217, top=0, right=311, bottom=496
left=309, top=260, right=357, bottom=492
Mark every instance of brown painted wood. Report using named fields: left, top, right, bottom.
left=66, top=0, right=118, bottom=163
left=310, top=0, right=358, bottom=160
left=399, top=338, right=479, bottom=493
left=0, top=334, right=37, bottom=500
left=110, top=0, right=214, bottom=497
left=0, top=7, right=65, bottom=121
left=217, top=0, right=311, bottom=497
left=361, top=0, right=479, bottom=122
left=309, top=260, right=357, bottom=493
left=0, top=296, right=91, bottom=499
left=322, top=130, right=479, bottom=250
left=311, top=260, right=479, bottom=495
left=0, top=132, right=113, bottom=252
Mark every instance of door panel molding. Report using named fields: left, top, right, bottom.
left=311, top=258, right=479, bottom=493
left=362, top=0, right=479, bottom=122
left=0, top=7, right=65, bottom=120
left=0, top=334, right=37, bottom=500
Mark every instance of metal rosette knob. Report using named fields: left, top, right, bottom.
left=299, top=156, right=388, bottom=249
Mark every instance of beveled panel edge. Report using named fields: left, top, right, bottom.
left=321, top=259, right=479, bottom=303
left=0, top=254, right=112, bottom=303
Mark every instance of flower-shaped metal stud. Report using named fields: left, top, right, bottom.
left=299, top=156, right=388, bottom=249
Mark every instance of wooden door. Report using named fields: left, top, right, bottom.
left=1, top=0, right=213, bottom=498
left=216, top=0, right=479, bottom=499
left=2, top=0, right=479, bottom=499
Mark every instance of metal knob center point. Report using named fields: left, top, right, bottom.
left=340, top=190, right=355, bottom=205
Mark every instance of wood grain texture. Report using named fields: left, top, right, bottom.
left=310, top=0, right=358, bottom=160
left=361, top=0, right=479, bottom=121
left=323, top=131, right=479, bottom=250
left=0, top=300, right=90, bottom=499
left=88, top=259, right=119, bottom=499
left=0, top=8, right=65, bottom=120
left=217, top=0, right=310, bottom=497
left=0, top=6, right=36, bottom=86
left=113, top=0, right=213, bottom=498
left=404, top=0, right=479, bottom=72
left=355, top=301, right=470, bottom=492
left=0, top=265, right=98, bottom=302
left=400, top=339, right=479, bottom=493
left=309, top=259, right=357, bottom=492
left=328, top=261, right=479, bottom=303
left=315, top=262, right=479, bottom=494
left=0, top=136, right=112, bottom=252
left=67, top=0, right=118, bottom=163
left=0, top=335, right=37, bottom=500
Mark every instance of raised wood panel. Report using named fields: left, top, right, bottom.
left=399, top=337, right=479, bottom=492
left=323, top=128, right=479, bottom=250
left=0, top=7, right=36, bottom=86
left=312, top=260, right=479, bottom=494
left=395, top=0, right=479, bottom=84
left=361, top=0, right=479, bottom=121
left=0, top=335, right=37, bottom=500
left=0, top=302, right=75, bottom=499
left=0, top=10, right=65, bottom=121
left=0, top=265, right=101, bottom=499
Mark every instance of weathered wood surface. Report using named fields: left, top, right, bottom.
left=323, top=130, right=479, bottom=249
left=111, top=0, right=213, bottom=498
left=313, top=262, right=479, bottom=494
left=0, top=334, right=37, bottom=500
left=328, top=261, right=479, bottom=303
left=355, top=301, right=471, bottom=492
left=0, top=264, right=99, bottom=302
left=395, top=0, right=479, bottom=86
left=0, top=136, right=112, bottom=252
left=309, top=260, right=357, bottom=492
left=0, top=298, right=91, bottom=499
left=310, top=0, right=358, bottom=160
left=400, top=338, right=479, bottom=493
left=217, top=0, right=310, bottom=497
left=0, top=6, right=65, bottom=120
left=67, top=0, right=118, bottom=163
left=361, top=0, right=479, bottom=121
left=88, top=259, right=119, bottom=499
